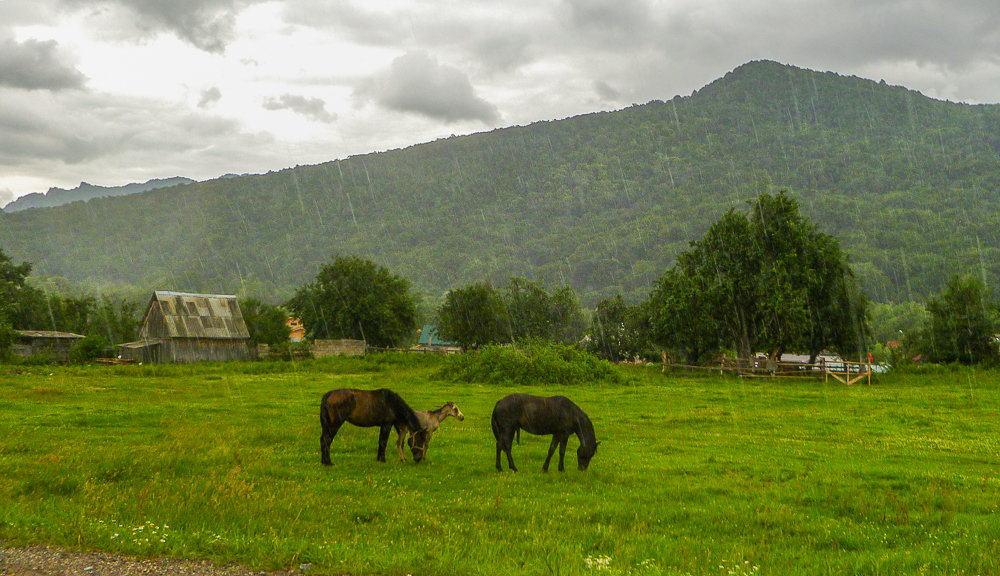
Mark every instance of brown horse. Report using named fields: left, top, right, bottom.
left=394, top=401, right=465, bottom=462
left=491, top=393, right=599, bottom=472
left=320, top=388, right=429, bottom=464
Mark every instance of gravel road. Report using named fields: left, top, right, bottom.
left=0, top=544, right=307, bottom=576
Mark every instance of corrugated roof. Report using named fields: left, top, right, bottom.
left=146, top=291, right=250, bottom=340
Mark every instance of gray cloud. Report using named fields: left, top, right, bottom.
left=561, top=0, right=654, bottom=40
left=263, top=94, right=337, bottom=123
left=281, top=1, right=409, bottom=46
left=593, top=80, right=620, bottom=101
left=355, top=51, right=500, bottom=124
left=199, top=87, right=223, bottom=108
left=63, top=0, right=263, bottom=53
left=0, top=89, right=275, bottom=183
left=0, top=36, right=87, bottom=91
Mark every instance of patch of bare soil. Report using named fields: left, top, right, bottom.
left=0, top=544, right=312, bottom=576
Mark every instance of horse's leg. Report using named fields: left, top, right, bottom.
left=542, top=435, right=560, bottom=472
left=495, top=427, right=518, bottom=472
left=377, top=424, right=392, bottom=462
left=557, top=434, right=569, bottom=472
left=503, top=427, right=518, bottom=472
left=320, top=418, right=344, bottom=466
left=394, top=424, right=407, bottom=462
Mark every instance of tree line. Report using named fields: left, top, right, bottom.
left=3, top=192, right=998, bottom=366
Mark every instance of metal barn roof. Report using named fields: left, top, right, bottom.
left=145, top=291, right=250, bottom=340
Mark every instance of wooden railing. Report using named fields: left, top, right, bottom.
left=666, top=356, right=873, bottom=385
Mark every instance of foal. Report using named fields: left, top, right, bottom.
left=395, top=401, right=465, bottom=462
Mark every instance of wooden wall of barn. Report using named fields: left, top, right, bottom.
left=164, top=339, right=251, bottom=363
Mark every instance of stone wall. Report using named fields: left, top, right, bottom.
left=310, top=339, right=366, bottom=357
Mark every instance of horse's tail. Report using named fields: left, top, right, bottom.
left=382, top=389, right=422, bottom=432
left=320, top=389, right=334, bottom=437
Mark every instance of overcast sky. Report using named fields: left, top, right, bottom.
left=2, top=0, right=1000, bottom=206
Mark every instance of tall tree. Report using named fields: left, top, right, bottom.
left=926, top=275, right=997, bottom=364
left=0, top=248, right=36, bottom=327
left=436, top=282, right=507, bottom=350
left=586, top=295, right=650, bottom=362
left=240, top=298, right=292, bottom=348
left=286, top=255, right=418, bottom=348
left=647, top=192, right=870, bottom=362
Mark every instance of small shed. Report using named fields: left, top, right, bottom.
left=12, top=330, right=85, bottom=362
left=120, top=291, right=251, bottom=363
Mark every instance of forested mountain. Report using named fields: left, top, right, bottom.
left=2, top=177, right=195, bottom=213
left=1, top=60, right=999, bottom=307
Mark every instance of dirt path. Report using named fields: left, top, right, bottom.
left=0, top=544, right=307, bottom=576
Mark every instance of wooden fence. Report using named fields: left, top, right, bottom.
left=667, top=356, right=873, bottom=385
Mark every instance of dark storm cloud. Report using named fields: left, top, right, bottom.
left=0, top=36, right=87, bottom=91
left=355, top=51, right=500, bottom=124
left=263, top=94, right=337, bottom=123
left=62, top=0, right=263, bottom=53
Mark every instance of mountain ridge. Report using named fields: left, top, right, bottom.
left=2, top=177, right=196, bottom=213
left=1, top=60, right=998, bottom=307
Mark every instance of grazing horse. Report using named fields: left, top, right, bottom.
left=491, top=393, right=599, bottom=472
left=320, top=388, right=429, bottom=465
left=394, top=401, right=465, bottom=462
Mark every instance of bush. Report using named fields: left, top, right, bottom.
left=70, top=335, right=109, bottom=363
left=439, top=341, right=622, bottom=386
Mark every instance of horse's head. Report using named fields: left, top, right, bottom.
left=577, top=441, right=599, bottom=471
left=445, top=401, right=465, bottom=421
left=409, top=428, right=432, bottom=463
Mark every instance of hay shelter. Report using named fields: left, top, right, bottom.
left=120, top=291, right=251, bottom=363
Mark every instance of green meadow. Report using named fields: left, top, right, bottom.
left=1, top=355, right=998, bottom=575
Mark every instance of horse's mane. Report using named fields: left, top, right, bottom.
left=574, top=407, right=598, bottom=449
left=379, top=388, right=423, bottom=432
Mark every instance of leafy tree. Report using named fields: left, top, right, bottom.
left=0, top=248, right=41, bottom=329
left=586, top=295, right=650, bottom=362
left=647, top=192, right=870, bottom=362
left=286, top=255, right=418, bottom=348
left=501, top=277, right=586, bottom=345
left=646, top=268, right=721, bottom=364
left=749, top=193, right=870, bottom=361
left=926, top=275, right=997, bottom=364
left=240, top=298, right=292, bottom=348
left=92, top=297, right=140, bottom=346
left=548, top=286, right=588, bottom=345
left=503, top=277, right=553, bottom=342
left=437, top=282, right=507, bottom=350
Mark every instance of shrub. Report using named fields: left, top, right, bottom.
left=439, top=340, right=622, bottom=386
left=70, top=335, right=109, bottom=363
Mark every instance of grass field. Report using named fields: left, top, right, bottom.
left=1, top=355, right=998, bottom=575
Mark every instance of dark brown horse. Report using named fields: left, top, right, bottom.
left=491, top=393, right=599, bottom=472
left=320, top=388, right=429, bottom=464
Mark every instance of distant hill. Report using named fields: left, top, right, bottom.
left=1, top=60, right=999, bottom=306
left=2, top=177, right=195, bottom=212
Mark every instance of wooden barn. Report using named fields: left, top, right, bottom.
left=119, top=291, right=251, bottom=363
